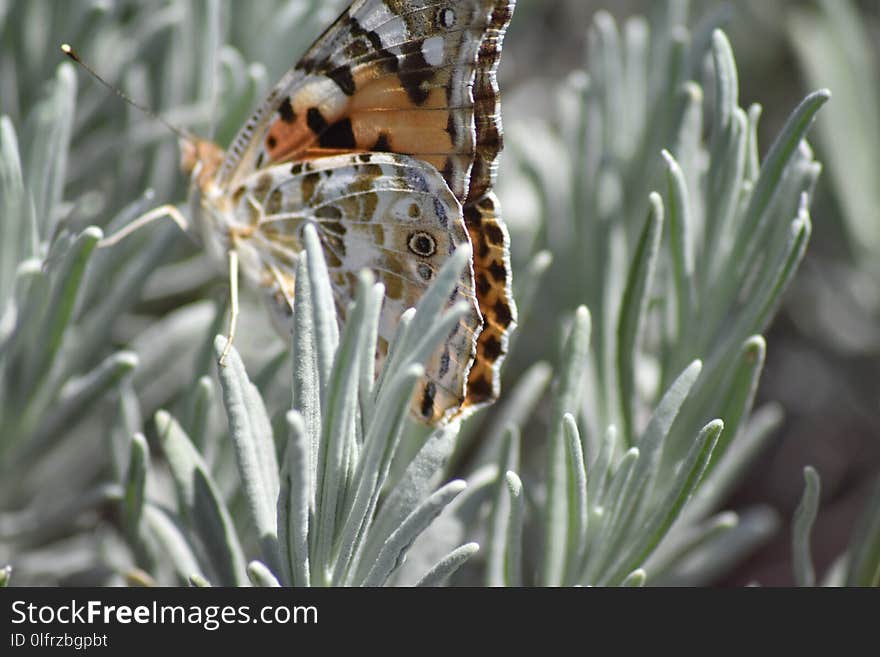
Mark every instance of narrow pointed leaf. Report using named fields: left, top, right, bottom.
left=214, top=337, right=280, bottom=575
left=361, top=480, right=466, bottom=587
left=415, top=543, right=480, bottom=587
left=156, top=410, right=247, bottom=586
left=792, top=466, right=820, bottom=587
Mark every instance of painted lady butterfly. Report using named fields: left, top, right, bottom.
left=85, top=0, right=518, bottom=424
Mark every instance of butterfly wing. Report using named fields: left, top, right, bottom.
left=217, top=0, right=517, bottom=421
left=234, top=152, right=482, bottom=423
left=219, top=0, right=512, bottom=202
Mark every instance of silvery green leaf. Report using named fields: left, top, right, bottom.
left=788, top=0, right=880, bottom=257
left=581, top=447, right=639, bottom=583
left=143, top=503, right=206, bottom=586
left=188, top=574, right=211, bottom=588
left=702, top=337, right=766, bottom=474
left=357, top=281, right=383, bottom=424
left=247, top=560, right=281, bottom=587
left=333, top=364, right=422, bottom=586
left=415, top=542, right=479, bottom=588
left=123, top=432, right=148, bottom=540
left=600, top=420, right=722, bottom=585
left=302, top=223, right=339, bottom=396
left=503, top=472, right=524, bottom=587
left=394, top=465, right=498, bottom=587
left=310, top=270, right=370, bottom=583
left=486, top=425, right=520, bottom=586
left=183, top=376, right=214, bottom=453
left=543, top=305, right=591, bottom=586
left=24, top=62, right=75, bottom=237
left=0, top=116, right=36, bottom=308
left=511, top=249, right=553, bottom=334
left=652, top=507, right=779, bottom=586
left=278, top=410, right=311, bottom=588
left=24, top=351, right=138, bottom=460
left=643, top=512, right=739, bottom=583
left=361, top=480, right=466, bottom=587
left=684, top=403, right=782, bottom=523
left=617, top=193, right=663, bottom=445
left=660, top=150, right=695, bottom=345
left=562, top=415, right=588, bottom=583
left=634, top=360, right=702, bottom=511
left=155, top=410, right=247, bottom=586
left=734, top=90, right=829, bottom=276
left=131, top=302, right=216, bottom=410
left=354, top=423, right=459, bottom=583
left=292, top=251, right=322, bottom=488
left=792, top=466, right=820, bottom=587
left=472, top=361, right=552, bottom=468
left=23, top=226, right=101, bottom=394
left=621, top=569, right=646, bottom=587
left=214, top=336, right=281, bottom=578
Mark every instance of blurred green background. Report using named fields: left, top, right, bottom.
left=513, top=0, right=880, bottom=586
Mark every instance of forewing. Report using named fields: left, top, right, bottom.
left=217, top=0, right=514, bottom=206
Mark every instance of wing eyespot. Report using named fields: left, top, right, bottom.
left=407, top=231, right=437, bottom=257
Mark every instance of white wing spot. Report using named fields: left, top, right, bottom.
left=437, top=7, right=456, bottom=29
left=421, top=36, right=445, bottom=67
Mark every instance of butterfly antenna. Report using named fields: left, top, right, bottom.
left=61, top=43, right=195, bottom=142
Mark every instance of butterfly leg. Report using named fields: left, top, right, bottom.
left=97, top=204, right=189, bottom=248
left=218, top=247, right=240, bottom=366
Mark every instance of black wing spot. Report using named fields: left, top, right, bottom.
left=398, top=40, right=433, bottom=106
left=485, top=223, right=505, bottom=245
left=408, top=231, right=437, bottom=257
left=441, top=158, right=456, bottom=190
left=373, top=133, right=391, bottom=151
left=306, top=107, right=329, bottom=135
left=318, top=118, right=356, bottom=149
left=420, top=382, right=437, bottom=418
left=482, top=335, right=503, bottom=360
left=467, top=375, right=493, bottom=403
left=488, top=260, right=506, bottom=282
left=493, top=300, right=513, bottom=328
left=463, top=203, right=482, bottom=227
left=475, top=273, right=491, bottom=296
left=328, top=65, right=356, bottom=96
left=446, top=111, right=457, bottom=143
left=278, top=97, right=296, bottom=123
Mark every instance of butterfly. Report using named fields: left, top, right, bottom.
left=95, top=0, right=518, bottom=424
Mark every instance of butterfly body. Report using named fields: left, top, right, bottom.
left=181, top=0, right=517, bottom=424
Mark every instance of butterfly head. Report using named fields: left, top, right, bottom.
left=180, top=137, right=225, bottom=191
